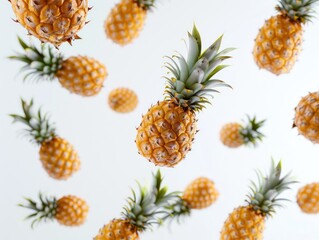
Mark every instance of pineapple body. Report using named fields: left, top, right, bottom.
left=10, top=0, right=88, bottom=47
left=57, top=56, right=107, bottom=96
left=220, top=206, right=265, bottom=240
left=136, top=100, right=197, bottom=167
left=183, top=177, right=219, bottom=209
left=297, top=183, right=319, bottom=214
left=220, top=123, right=244, bottom=148
left=39, top=137, right=80, bottom=180
left=253, top=14, right=302, bottom=75
left=108, top=88, right=138, bottom=113
left=105, top=0, right=146, bottom=45
left=56, top=195, right=89, bottom=226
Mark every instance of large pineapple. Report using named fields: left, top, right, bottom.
left=9, top=0, right=90, bottom=47
left=136, top=26, right=233, bottom=167
left=10, top=99, right=80, bottom=180
left=19, top=193, right=89, bottom=227
left=105, top=0, right=155, bottom=45
left=220, top=160, right=296, bottom=239
left=253, top=0, right=318, bottom=75
left=10, top=37, right=107, bottom=97
left=297, top=182, right=319, bottom=214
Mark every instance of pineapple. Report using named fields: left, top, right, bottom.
left=20, top=193, right=88, bottom=227
left=253, top=0, right=318, bottom=75
left=297, top=183, right=319, bottom=214
left=220, top=160, right=296, bottom=239
left=136, top=25, right=233, bottom=167
left=220, top=115, right=265, bottom=148
left=10, top=99, right=80, bottom=180
left=293, top=91, right=319, bottom=143
left=104, top=0, right=155, bottom=45
left=9, top=0, right=90, bottom=47
left=108, top=87, right=138, bottom=113
left=10, top=37, right=107, bottom=97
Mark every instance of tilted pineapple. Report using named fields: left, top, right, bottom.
left=10, top=37, right=107, bottom=97
left=9, top=0, right=90, bottom=47
left=108, top=87, right=138, bottom=113
left=105, top=0, right=155, bottom=45
left=136, top=26, right=233, bottom=167
left=19, top=192, right=89, bottom=227
left=220, top=160, right=296, bottom=240
left=220, top=115, right=265, bottom=148
left=297, top=183, right=319, bottom=214
left=253, top=0, right=319, bottom=75
left=10, top=99, right=80, bottom=180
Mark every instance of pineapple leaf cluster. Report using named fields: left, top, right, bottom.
left=163, top=196, right=191, bottom=223
left=240, top=115, right=266, bottom=146
left=136, top=0, right=156, bottom=10
left=164, top=25, right=233, bottom=112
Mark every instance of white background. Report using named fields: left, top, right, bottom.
left=1, top=0, right=319, bottom=239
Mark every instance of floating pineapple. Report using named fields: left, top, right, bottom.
left=297, top=183, right=319, bottom=214
left=136, top=26, right=233, bottom=167
left=9, top=0, right=90, bottom=47
left=105, top=0, right=155, bottom=45
left=220, top=115, right=265, bottom=148
left=108, top=87, right=138, bottom=113
left=253, top=0, right=319, bottom=75
left=10, top=99, right=80, bottom=180
left=19, top=193, right=88, bottom=227
left=220, top=160, right=296, bottom=239
left=10, top=37, right=107, bottom=97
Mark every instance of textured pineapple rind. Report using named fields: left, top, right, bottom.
left=108, top=88, right=138, bottom=113
left=297, top=183, right=319, bottom=214
left=220, top=123, right=244, bottom=148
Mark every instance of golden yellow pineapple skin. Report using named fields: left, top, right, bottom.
left=39, top=137, right=80, bottom=180
left=94, top=219, right=139, bottom=240
left=105, top=0, right=146, bottom=45
left=294, top=92, right=319, bottom=143
left=57, top=56, right=107, bottom=97
left=55, top=195, right=89, bottom=226
left=220, top=123, right=244, bottom=148
left=220, top=206, right=265, bottom=240
left=136, top=100, right=197, bottom=167
left=183, top=177, right=219, bottom=209
left=10, top=0, right=89, bottom=47
left=108, top=88, right=138, bottom=113
left=253, top=14, right=302, bottom=75
left=297, top=183, right=319, bottom=214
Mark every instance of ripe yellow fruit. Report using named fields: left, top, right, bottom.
left=182, top=177, right=219, bottom=209
left=136, top=100, right=197, bottom=167
left=108, top=88, right=138, bottom=113
left=220, top=123, right=244, bottom=148
left=10, top=0, right=89, bottom=47
left=297, top=183, right=319, bottom=214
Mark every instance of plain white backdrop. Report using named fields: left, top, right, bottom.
left=1, top=0, right=319, bottom=239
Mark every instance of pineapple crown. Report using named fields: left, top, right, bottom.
left=276, top=0, right=319, bottom=23
left=246, top=160, right=297, bottom=217
left=9, top=37, right=63, bottom=81
left=136, top=0, right=156, bottom=10
left=162, top=196, right=191, bottom=224
left=239, top=115, right=266, bottom=146
left=164, top=25, right=234, bottom=112
left=19, top=192, right=58, bottom=228
left=10, top=99, right=56, bottom=144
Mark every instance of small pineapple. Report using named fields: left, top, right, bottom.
left=105, top=0, right=155, bottom=45
left=136, top=25, right=233, bottom=167
left=9, top=0, right=90, bottom=47
left=220, top=160, right=296, bottom=239
left=297, top=183, right=319, bottom=214
left=108, top=87, right=138, bottom=113
left=19, top=193, right=89, bottom=227
left=10, top=99, right=80, bottom=180
left=253, top=0, right=319, bottom=75
left=10, top=37, right=107, bottom=97
left=220, top=115, right=265, bottom=148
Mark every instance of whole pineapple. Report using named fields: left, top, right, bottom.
left=108, top=87, right=138, bottom=113
left=220, top=115, right=265, bottom=148
left=297, top=183, right=319, bottom=214
left=9, top=0, right=89, bottom=47
left=136, top=26, right=233, bottom=167
left=10, top=37, right=107, bottom=97
left=253, top=0, right=319, bottom=75
left=10, top=99, right=80, bottom=180
left=105, top=0, right=155, bottom=45
left=220, top=160, right=296, bottom=239
left=19, top=193, right=89, bottom=227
